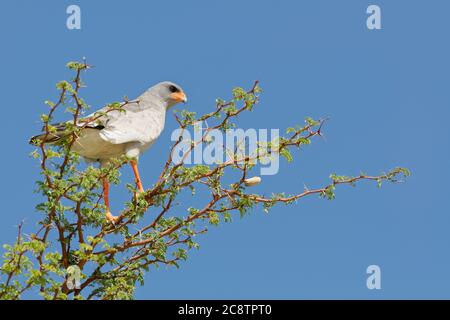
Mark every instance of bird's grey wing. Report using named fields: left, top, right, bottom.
left=79, top=100, right=141, bottom=128
left=99, top=108, right=164, bottom=145
left=78, top=102, right=141, bottom=144
left=30, top=100, right=144, bottom=145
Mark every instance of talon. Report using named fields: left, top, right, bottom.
left=105, top=211, right=119, bottom=224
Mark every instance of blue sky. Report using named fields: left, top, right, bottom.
left=0, top=0, right=449, bottom=299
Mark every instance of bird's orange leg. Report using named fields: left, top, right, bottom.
left=103, top=177, right=118, bottom=223
left=130, top=160, right=145, bottom=193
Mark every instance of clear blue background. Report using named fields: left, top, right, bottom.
left=0, top=0, right=449, bottom=299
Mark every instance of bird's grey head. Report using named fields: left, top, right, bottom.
left=148, top=81, right=187, bottom=109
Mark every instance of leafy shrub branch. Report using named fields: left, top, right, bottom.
left=0, top=61, right=410, bottom=300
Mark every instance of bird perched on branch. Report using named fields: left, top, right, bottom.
left=30, top=81, right=187, bottom=223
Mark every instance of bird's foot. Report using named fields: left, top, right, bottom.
left=105, top=211, right=119, bottom=224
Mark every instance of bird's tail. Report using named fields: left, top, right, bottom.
left=29, top=123, right=70, bottom=145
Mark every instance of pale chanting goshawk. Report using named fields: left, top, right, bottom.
left=30, top=81, right=187, bottom=223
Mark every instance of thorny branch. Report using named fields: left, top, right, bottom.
left=0, top=61, right=410, bottom=300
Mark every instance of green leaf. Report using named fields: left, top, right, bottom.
left=280, top=148, right=293, bottom=162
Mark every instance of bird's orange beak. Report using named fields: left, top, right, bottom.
left=170, top=91, right=187, bottom=103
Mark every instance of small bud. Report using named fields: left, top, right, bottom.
left=244, top=176, right=261, bottom=187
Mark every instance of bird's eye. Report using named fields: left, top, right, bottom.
left=169, top=85, right=178, bottom=93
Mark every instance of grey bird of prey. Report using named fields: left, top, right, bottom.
left=30, top=81, right=187, bottom=223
